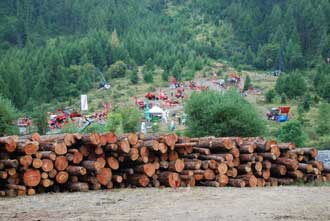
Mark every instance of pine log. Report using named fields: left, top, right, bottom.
left=134, top=163, right=156, bottom=177
left=168, top=159, right=185, bottom=173
left=41, top=172, right=48, bottom=179
left=35, top=151, right=56, bottom=161
left=230, top=148, right=240, bottom=158
left=118, top=139, right=131, bottom=153
left=54, top=171, right=68, bottom=184
left=200, top=181, right=219, bottom=187
left=81, top=133, right=101, bottom=146
left=127, top=174, right=149, bottom=187
left=107, top=156, right=119, bottom=170
left=55, top=156, right=68, bottom=171
left=130, top=147, right=139, bottom=161
left=298, top=163, right=314, bottom=173
left=204, top=169, right=216, bottom=180
left=228, top=178, right=246, bottom=187
left=269, top=177, right=294, bottom=185
left=97, top=168, right=112, bottom=186
left=254, top=162, right=263, bottom=172
left=227, top=168, right=238, bottom=178
left=262, top=161, right=272, bottom=170
left=41, top=159, right=54, bottom=172
left=0, top=136, right=18, bottom=152
left=184, top=159, right=202, bottom=170
left=41, top=142, right=67, bottom=155
left=168, top=151, right=179, bottom=161
left=199, top=155, right=225, bottom=162
left=196, top=137, right=235, bottom=150
left=238, top=163, right=252, bottom=174
left=237, top=174, right=257, bottom=187
left=287, top=170, right=304, bottom=179
left=0, top=159, right=18, bottom=168
left=192, top=147, right=211, bottom=155
left=81, top=160, right=103, bottom=172
left=239, top=143, right=256, bottom=154
left=217, top=174, right=229, bottom=186
left=278, top=143, right=296, bottom=151
left=297, top=148, right=318, bottom=158
left=217, top=162, right=228, bottom=175
left=32, top=158, right=43, bottom=169
left=240, top=154, right=256, bottom=162
left=69, top=182, right=89, bottom=192
left=158, top=172, right=180, bottom=188
left=113, top=175, right=123, bottom=183
left=66, top=166, right=87, bottom=176
left=48, top=169, right=58, bottom=179
left=23, top=169, right=41, bottom=187
left=94, top=146, right=104, bottom=155
left=258, top=152, right=277, bottom=161
left=79, top=145, right=91, bottom=157
left=0, top=171, right=8, bottom=179
left=271, top=164, right=287, bottom=176
left=276, top=158, right=299, bottom=170
left=257, top=178, right=266, bottom=187
left=309, top=161, right=324, bottom=172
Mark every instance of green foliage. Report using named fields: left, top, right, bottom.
left=244, top=75, right=252, bottom=91
left=105, top=106, right=140, bottom=134
left=276, top=72, right=307, bottom=99
left=278, top=120, right=306, bottom=147
left=129, top=68, right=139, bottom=84
left=302, top=93, right=312, bottom=111
left=143, top=71, right=154, bottom=83
left=105, top=112, right=124, bottom=134
left=117, top=106, right=141, bottom=133
left=314, top=64, right=330, bottom=102
left=83, top=123, right=106, bottom=133
left=316, top=103, right=330, bottom=136
left=281, top=93, right=287, bottom=104
left=61, top=122, right=80, bottom=134
left=265, top=89, right=276, bottom=103
left=107, top=61, right=127, bottom=79
left=185, top=90, right=265, bottom=137
left=0, top=96, right=19, bottom=136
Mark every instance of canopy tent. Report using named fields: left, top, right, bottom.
left=149, top=106, right=165, bottom=118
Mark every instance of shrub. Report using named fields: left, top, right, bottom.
left=0, top=96, right=19, bottom=136
left=275, top=72, right=307, bottom=99
left=316, top=103, right=330, bottom=136
left=278, top=120, right=306, bottom=146
left=107, top=60, right=127, bottom=78
left=184, top=90, right=266, bottom=137
left=265, top=89, right=276, bottom=103
left=244, top=75, right=252, bottom=91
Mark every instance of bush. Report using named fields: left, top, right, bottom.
left=275, top=72, right=307, bottom=99
left=281, top=93, right=287, bottom=104
left=184, top=90, right=265, bottom=137
left=316, top=103, right=330, bottom=136
left=84, top=123, right=106, bottom=133
left=0, top=96, right=19, bottom=136
left=278, top=120, right=306, bottom=147
left=105, top=106, right=141, bottom=134
left=107, top=60, right=127, bottom=78
left=143, top=71, right=154, bottom=83
left=244, top=75, right=252, bottom=91
left=265, top=89, right=276, bottom=103
left=129, top=69, right=139, bottom=84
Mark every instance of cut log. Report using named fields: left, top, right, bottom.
left=113, top=175, right=123, bottom=183
left=258, top=152, right=276, bottom=161
left=297, top=148, right=318, bottom=158
left=237, top=174, right=257, bottom=187
left=269, top=177, right=294, bottom=185
left=23, top=169, right=41, bottom=187
left=127, top=174, right=149, bottom=187
left=69, top=182, right=89, bottom=192
left=0, top=171, right=8, bottom=179
left=6, top=184, right=26, bottom=191
left=192, top=147, right=210, bottom=155
left=0, top=136, right=18, bottom=152
left=262, top=161, right=272, bottom=170
left=217, top=174, right=229, bottom=186
left=200, top=181, right=219, bottom=187
left=55, top=156, right=68, bottom=171
left=158, top=172, right=180, bottom=188
left=228, top=178, right=246, bottom=187
left=230, top=148, right=240, bottom=158
left=41, top=172, right=48, bottom=179
left=238, top=163, right=252, bottom=174
left=35, top=151, right=57, bottom=161
left=204, top=169, right=216, bottom=180
left=105, top=132, right=118, bottom=144
left=199, top=155, right=225, bottom=162
left=184, top=159, right=202, bottom=170
left=240, top=154, right=256, bottom=162
left=97, top=168, right=112, bottom=186
left=79, top=145, right=91, bottom=157
left=217, top=162, right=228, bottom=175
left=257, top=178, right=266, bottom=187
left=227, top=168, right=238, bottom=178
left=82, top=133, right=101, bottom=146
left=309, top=161, right=324, bottom=172
left=82, top=160, right=103, bottom=172
left=107, top=156, right=119, bottom=170
left=0, top=159, right=18, bottom=168
left=239, top=143, right=256, bottom=154
left=55, top=171, right=69, bottom=184
left=32, top=158, right=43, bottom=169
left=66, top=166, right=87, bottom=176
left=158, top=143, right=168, bottom=154
left=271, top=164, right=287, bottom=176
left=48, top=169, right=58, bottom=179
left=41, top=159, right=54, bottom=172
left=276, top=158, right=299, bottom=170
left=287, top=170, right=304, bottom=179
left=119, top=139, right=131, bottom=153
left=168, top=151, right=179, bottom=161
left=41, top=142, right=67, bottom=155
left=197, top=137, right=235, bottom=150
left=168, top=159, right=185, bottom=173
left=254, top=162, right=263, bottom=172
left=130, top=147, right=139, bottom=161
left=278, top=143, right=296, bottom=151
left=134, top=163, right=156, bottom=177
left=298, top=163, right=314, bottom=173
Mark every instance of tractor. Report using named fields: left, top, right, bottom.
left=267, top=106, right=290, bottom=122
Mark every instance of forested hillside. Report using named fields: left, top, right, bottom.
left=1, top=0, right=330, bottom=111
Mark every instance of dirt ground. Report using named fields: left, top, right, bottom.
left=1, top=187, right=330, bottom=221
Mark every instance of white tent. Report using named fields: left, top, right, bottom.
left=149, top=106, right=165, bottom=117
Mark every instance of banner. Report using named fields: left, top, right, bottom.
left=81, top=95, right=88, bottom=111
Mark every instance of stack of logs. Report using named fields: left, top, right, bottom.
left=0, top=132, right=329, bottom=197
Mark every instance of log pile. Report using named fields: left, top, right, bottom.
left=0, top=133, right=329, bottom=197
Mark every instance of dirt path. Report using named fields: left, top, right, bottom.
left=1, top=187, right=330, bottom=221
